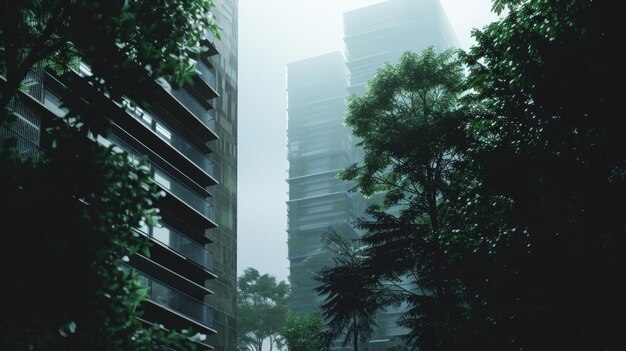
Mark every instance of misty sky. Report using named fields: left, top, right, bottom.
left=237, top=0, right=499, bottom=283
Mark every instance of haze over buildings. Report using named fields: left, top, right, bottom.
left=238, top=0, right=499, bottom=284
left=286, top=0, right=459, bottom=348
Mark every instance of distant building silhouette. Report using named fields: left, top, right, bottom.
left=287, top=51, right=365, bottom=313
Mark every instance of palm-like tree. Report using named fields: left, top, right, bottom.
left=314, top=232, right=391, bottom=351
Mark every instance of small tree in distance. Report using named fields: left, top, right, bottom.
left=237, top=268, right=289, bottom=351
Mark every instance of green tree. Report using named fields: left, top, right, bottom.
left=315, top=232, right=389, bottom=351
left=338, top=47, right=467, bottom=350
left=453, top=0, right=624, bottom=350
left=237, top=268, right=289, bottom=351
left=1, top=0, right=217, bottom=114
left=279, top=312, right=324, bottom=351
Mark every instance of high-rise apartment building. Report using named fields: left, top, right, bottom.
left=344, top=0, right=458, bottom=95
left=287, top=51, right=364, bottom=313
left=1, top=2, right=237, bottom=350
left=287, top=0, right=457, bottom=349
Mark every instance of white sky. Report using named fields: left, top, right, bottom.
left=237, top=0, right=499, bottom=283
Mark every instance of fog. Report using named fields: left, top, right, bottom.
left=237, top=0, right=499, bottom=283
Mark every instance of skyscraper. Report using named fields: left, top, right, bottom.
left=344, top=0, right=458, bottom=95
left=1, top=2, right=238, bottom=350
left=287, top=51, right=364, bottom=313
left=287, top=0, right=457, bottom=349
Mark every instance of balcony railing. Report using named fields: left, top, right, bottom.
left=121, top=97, right=214, bottom=176
left=1, top=65, right=45, bottom=102
left=195, top=62, right=217, bottom=89
left=107, top=134, right=214, bottom=220
left=150, top=221, right=214, bottom=271
left=123, top=267, right=213, bottom=328
left=196, top=62, right=216, bottom=88
left=0, top=124, right=41, bottom=159
left=152, top=166, right=214, bottom=219
left=170, top=88, right=216, bottom=131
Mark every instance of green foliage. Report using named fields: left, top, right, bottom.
left=454, top=0, right=624, bottom=350
left=338, top=47, right=467, bottom=350
left=0, top=0, right=218, bottom=114
left=237, top=268, right=289, bottom=351
left=0, top=120, right=197, bottom=351
left=320, top=2, right=623, bottom=351
left=279, top=312, right=324, bottom=351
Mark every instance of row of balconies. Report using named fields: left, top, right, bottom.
left=2, top=37, right=221, bottom=347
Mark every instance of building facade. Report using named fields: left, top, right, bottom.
left=287, top=52, right=365, bottom=313
left=204, top=1, right=239, bottom=350
left=287, top=0, right=458, bottom=349
left=1, top=2, right=237, bottom=350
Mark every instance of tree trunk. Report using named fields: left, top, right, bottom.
left=353, top=311, right=358, bottom=351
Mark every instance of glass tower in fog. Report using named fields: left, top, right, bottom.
left=287, top=52, right=364, bottom=313
left=287, top=0, right=458, bottom=349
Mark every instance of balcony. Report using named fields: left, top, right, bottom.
left=104, top=134, right=216, bottom=228
left=150, top=221, right=214, bottom=272
left=153, top=166, right=214, bottom=220
left=170, top=88, right=216, bottom=131
left=138, top=272, right=213, bottom=328
left=122, top=97, right=215, bottom=178
left=0, top=124, right=41, bottom=159
left=196, top=62, right=217, bottom=89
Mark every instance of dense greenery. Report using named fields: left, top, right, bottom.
left=279, top=312, right=324, bottom=351
left=1, top=0, right=218, bottom=350
left=320, top=1, right=623, bottom=350
left=329, top=47, right=466, bottom=350
left=1, top=0, right=218, bottom=114
left=455, top=0, right=624, bottom=349
left=237, top=268, right=289, bottom=351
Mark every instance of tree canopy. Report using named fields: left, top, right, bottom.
left=324, top=1, right=623, bottom=350
left=315, top=232, right=391, bottom=351
left=237, top=268, right=289, bottom=351
left=279, top=312, right=324, bottom=351
left=1, top=0, right=218, bottom=114
left=454, top=0, right=624, bottom=349
left=337, top=47, right=466, bottom=350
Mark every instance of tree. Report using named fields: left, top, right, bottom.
left=315, top=232, right=388, bottom=351
left=1, top=0, right=218, bottom=350
left=279, top=312, right=324, bottom=351
left=237, top=268, right=289, bottom=351
left=338, top=47, right=467, bottom=350
left=1, top=0, right=218, bottom=115
left=453, top=0, right=625, bottom=350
